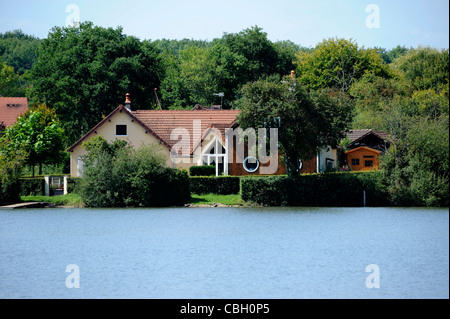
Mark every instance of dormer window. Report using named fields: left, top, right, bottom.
left=116, top=125, right=127, bottom=136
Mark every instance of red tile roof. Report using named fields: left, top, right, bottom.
left=132, top=109, right=240, bottom=154
left=67, top=105, right=240, bottom=155
left=0, top=97, right=28, bottom=127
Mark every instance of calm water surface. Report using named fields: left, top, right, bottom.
left=0, top=207, right=448, bottom=299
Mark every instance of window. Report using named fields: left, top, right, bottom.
left=77, top=157, right=84, bottom=177
left=116, top=125, right=127, bottom=136
left=326, top=158, right=335, bottom=170
left=365, top=160, right=373, bottom=167
left=363, top=155, right=374, bottom=159
left=351, top=158, right=360, bottom=166
left=243, top=156, right=260, bottom=173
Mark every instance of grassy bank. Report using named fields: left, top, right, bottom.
left=20, top=193, right=245, bottom=207
left=21, top=193, right=83, bottom=207
left=189, top=193, right=244, bottom=206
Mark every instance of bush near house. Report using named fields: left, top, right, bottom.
left=190, top=176, right=241, bottom=195
left=189, top=165, right=216, bottom=176
left=241, top=171, right=390, bottom=207
left=19, top=177, right=45, bottom=196
left=66, top=177, right=80, bottom=194
left=77, top=139, right=191, bottom=207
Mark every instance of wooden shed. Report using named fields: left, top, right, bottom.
left=345, top=146, right=381, bottom=171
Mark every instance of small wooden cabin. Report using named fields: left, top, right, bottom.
left=344, top=130, right=390, bottom=172
left=345, top=146, right=381, bottom=171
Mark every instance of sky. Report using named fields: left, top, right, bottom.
left=0, top=0, right=448, bottom=49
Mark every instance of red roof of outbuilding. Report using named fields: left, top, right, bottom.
left=0, top=97, right=29, bottom=127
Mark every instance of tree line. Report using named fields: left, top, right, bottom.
left=2, top=22, right=425, bottom=144
left=0, top=22, right=448, bottom=206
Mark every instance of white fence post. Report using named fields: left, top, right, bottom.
left=64, top=175, right=68, bottom=195
left=44, top=176, right=50, bottom=196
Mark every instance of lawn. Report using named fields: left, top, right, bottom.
left=21, top=193, right=244, bottom=207
left=21, top=193, right=83, bottom=207
left=189, top=193, right=243, bottom=206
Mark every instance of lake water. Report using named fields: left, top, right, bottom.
left=0, top=207, right=448, bottom=299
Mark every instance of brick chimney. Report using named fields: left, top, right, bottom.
left=125, top=93, right=131, bottom=111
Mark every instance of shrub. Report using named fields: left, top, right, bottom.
left=77, top=142, right=190, bottom=207
left=189, top=165, right=216, bottom=176
left=241, top=172, right=390, bottom=207
left=66, top=177, right=80, bottom=194
left=241, top=176, right=288, bottom=206
left=0, top=143, right=25, bottom=203
left=19, top=177, right=45, bottom=196
left=190, top=176, right=241, bottom=195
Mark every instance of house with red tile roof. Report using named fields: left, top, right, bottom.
left=0, top=97, right=28, bottom=128
left=67, top=94, right=339, bottom=177
left=67, top=94, right=242, bottom=177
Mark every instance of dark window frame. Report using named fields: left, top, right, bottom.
left=365, top=160, right=374, bottom=167
left=116, top=125, right=127, bottom=136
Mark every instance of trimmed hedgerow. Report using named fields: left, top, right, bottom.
left=241, top=171, right=390, bottom=207
left=189, top=165, right=216, bottom=176
left=190, top=176, right=241, bottom=195
left=19, top=177, right=45, bottom=196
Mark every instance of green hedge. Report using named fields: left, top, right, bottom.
left=241, top=171, right=390, bottom=207
left=189, top=165, right=216, bottom=176
left=190, top=176, right=241, bottom=195
left=66, top=177, right=80, bottom=194
left=0, top=179, right=21, bottom=203
left=19, top=177, right=45, bottom=196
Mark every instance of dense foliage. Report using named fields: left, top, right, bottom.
left=0, top=23, right=448, bottom=206
left=189, top=165, right=216, bottom=176
left=0, top=137, right=25, bottom=203
left=28, top=22, right=163, bottom=144
left=236, top=75, right=353, bottom=176
left=190, top=176, right=241, bottom=195
left=0, top=105, right=66, bottom=176
left=77, top=137, right=190, bottom=207
left=241, top=172, right=389, bottom=207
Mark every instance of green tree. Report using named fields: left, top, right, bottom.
left=210, top=26, right=296, bottom=107
left=0, top=59, right=26, bottom=96
left=236, top=76, right=353, bottom=177
left=78, top=137, right=190, bottom=207
left=160, top=46, right=219, bottom=108
left=295, top=37, right=389, bottom=92
left=391, top=47, right=449, bottom=91
left=375, top=45, right=410, bottom=64
left=0, top=137, right=26, bottom=203
left=1, top=105, right=66, bottom=176
left=0, top=29, right=41, bottom=75
left=29, top=22, right=163, bottom=144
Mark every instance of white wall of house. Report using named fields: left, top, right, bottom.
left=316, top=146, right=338, bottom=173
left=69, top=112, right=171, bottom=177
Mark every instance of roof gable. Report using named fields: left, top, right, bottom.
left=67, top=106, right=240, bottom=154
left=0, top=97, right=28, bottom=127
left=66, top=104, right=170, bottom=152
left=132, top=109, right=240, bottom=154
left=345, top=146, right=381, bottom=155
left=347, top=129, right=391, bottom=150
